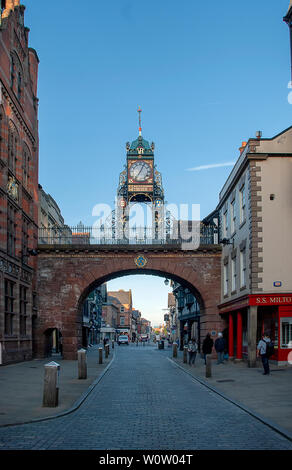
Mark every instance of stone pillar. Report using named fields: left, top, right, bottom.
left=236, top=311, right=243, bottom=361
left=78, top=349, right=87, bottom=379
left=98, top=347, right=103, bottom=364
left=42, top=361, right=60, bottom=407
left=206, top=354, right=212, bottom=378
left=228, top=313, right=234, bottom=359
left=173, top=343, right=178, bottom=358
left=247, top=305, right=258, bottom=368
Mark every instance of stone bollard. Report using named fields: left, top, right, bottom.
left=173, top=343, right=178, bottom=358
left=42, top=361, right=60, bottom=408
left=206, top=354, right=212, bottom=378
left=183, top=345, right=188, bottom=364
left=78, top=348, right=87, bottom=380
left=99, top=347, right=103, bottom=364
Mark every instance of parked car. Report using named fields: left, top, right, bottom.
left=118, top=335, right=129, bottom=345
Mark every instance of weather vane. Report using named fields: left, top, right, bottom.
left=138, top=106, right=142, bottom=136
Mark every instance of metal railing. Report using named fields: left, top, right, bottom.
left=38, top=224, right=219, bottom=246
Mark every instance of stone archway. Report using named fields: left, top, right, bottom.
left=36, top=245, right=222, bottom=359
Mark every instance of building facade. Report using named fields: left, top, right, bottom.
left=217, top=128, right=292, bottom=366
left=107, top=289, right=133, bottom=338
left=0, top=1, right=39, bottom=364
left=38, top=184, right=71, bottom=244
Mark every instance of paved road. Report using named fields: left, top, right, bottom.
left=0, top=344, right=291, bottom=450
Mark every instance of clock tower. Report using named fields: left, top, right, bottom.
left=116, top=108, right=165, bottom=241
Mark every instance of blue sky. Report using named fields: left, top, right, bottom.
left=25, top=0, right=292, bottom=325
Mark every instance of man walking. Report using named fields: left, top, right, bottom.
left=215, top=332, right=226, bottom=364
left=187, top=338, right=198, bottom=366
left=257, top=332, right=272, bottom=375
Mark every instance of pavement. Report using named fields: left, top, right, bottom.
left=0, top=343, right=113, bottom=427
left=0, top=342, right=291, bottom=450
left=170, top=347, right=292, bottom=439
left=0, top=341, right=292, bottom=443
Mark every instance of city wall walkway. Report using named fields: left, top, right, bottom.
left=0, top=342, right=291, bottom=442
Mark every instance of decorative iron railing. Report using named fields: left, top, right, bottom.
left=38, top=224, right=219, bottom=246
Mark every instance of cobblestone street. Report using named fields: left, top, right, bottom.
left=0, top=344, right=291, bottom=450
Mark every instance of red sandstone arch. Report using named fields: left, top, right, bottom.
left=36, top=246, right=223, bottom=359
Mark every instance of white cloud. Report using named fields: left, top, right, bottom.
left=186, top=161, right=236, bottom=171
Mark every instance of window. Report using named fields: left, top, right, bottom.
left=120, top=316, right=125, bottom=325
left=223, top=264, right=228, bottom=296
left=8, top=121, right=18, bottom=173
left=231, top=257, right=236, bottom=292
left=10, top=55, right=15, bottom=90
left=120, top=306, right=125, bottom=312
left=7, top=204, right=16, bottom=256
left=22, top=217, right=29, bottom=263
left=222, top=210, right=228, bottom=238
left=230, top=199, right=236, bottom=234
left=20, top=285, right=28, bottom=336
left=239, top=185, right=246, bottom=224
left=240, top=249, right=246, bottom=288
left=281, top=318, right=292, bottom=348
left=5, top=279, right=15, bottom=335
left=22, top=145, right=30, bottom=189
left=17, top=72, right=22, bottom=101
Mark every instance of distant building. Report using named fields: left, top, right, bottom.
left=82, top=284, right=107, bottom=346
left=107, top=289, right=133, bottom=337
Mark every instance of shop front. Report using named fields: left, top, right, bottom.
left=219, top=294, right=292, bottom=365
left=250, top=294, right=292, bottom=364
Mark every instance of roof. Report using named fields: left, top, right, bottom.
left=130, top=135, right=151, bottom=150
left=107, top=289, right=132, bottom=307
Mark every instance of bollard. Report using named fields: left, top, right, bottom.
left=173, top=343, right=178, bottom=358
left=78, top=348, right=87, bottom=380
left=42, top=361, right=60, bottom=407
left=206, top=354, right=212, bottom=378
left=99, top=347, right=103, bottom=364
left=183, top=345, right=188, bottom=364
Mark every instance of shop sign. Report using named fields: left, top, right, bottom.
left=249, top=295, right=292, bottom=306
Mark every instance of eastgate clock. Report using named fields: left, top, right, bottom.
left=129, top=161, right=151, bottom=182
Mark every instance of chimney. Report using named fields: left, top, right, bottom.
left=239, top=141, right=247, bottom=155
left=1, top=0, right=20, bottom=19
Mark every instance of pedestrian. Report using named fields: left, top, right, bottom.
left=187, top=338, right=198, bottom=366
left=257, top=332, right=272, bottom=375
left=175, top=337, right=179, bottom=348
left=215, top=332, right=226, bottom=364
left=202, top=333, right=214, bottom=364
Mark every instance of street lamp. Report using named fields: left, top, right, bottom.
left=164, top=279, right=169, bottom=286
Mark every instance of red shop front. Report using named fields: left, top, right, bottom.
left=249, top=294, right=292, bottom=363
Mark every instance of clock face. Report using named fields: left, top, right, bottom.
left=129, top=161, right=151, bottom=182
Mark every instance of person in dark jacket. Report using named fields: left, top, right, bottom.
left=215, top=332, right=226, bottom=364
left=202, top=333, right=214, bottom=364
